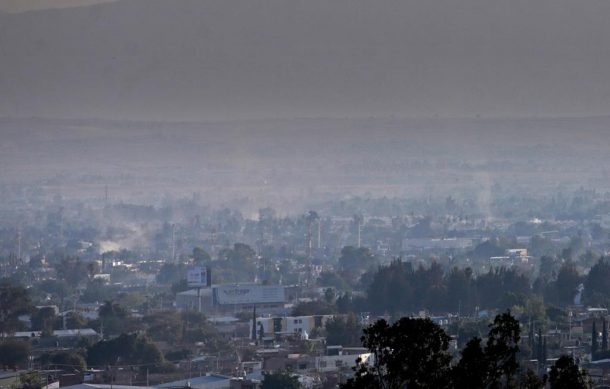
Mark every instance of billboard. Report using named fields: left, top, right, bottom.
left=187, top=266, right=207, bottom=287
left=213, top=284, right=285, bottom=306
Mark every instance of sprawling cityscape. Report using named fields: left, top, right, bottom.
left=3, top=0, right=610, bottom=388
left=0, top=117, right=609, bottom=388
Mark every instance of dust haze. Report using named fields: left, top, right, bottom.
left=2, top=116, right=610, bottom=215
left=2, top=0, right=610, bottom=212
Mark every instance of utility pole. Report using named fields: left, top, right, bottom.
left=171, top=224, right=176, bottom=263
left=568, top=311, right=573, bottom=340
left=16, top=226, right=21, bottom=262
left=305, top=211, right=319, bottom=287
left=197, top=286, right=202, bottom=313
left=252, top=307, right=257, bottom=343
left=354, top=214, right=363, bottom=248
left=59, top=206, right=64, bottom=245
left=317, top=218, right=322, bottom=249
left=306, top=222, right=312, bottom=259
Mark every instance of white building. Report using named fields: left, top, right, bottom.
left=176, top=283, right=287, bottom=315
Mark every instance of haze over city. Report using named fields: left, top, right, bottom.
left=0, top=0, right=609, bottom=388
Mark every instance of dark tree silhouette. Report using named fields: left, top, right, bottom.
left=87, top=333, right=163, bottom=369
left=451, top=337, right=487, bottom=389
left=548, top=355, right=591, bottom=389
left=338, top=246, right=376, bottom=284
left=343, top=311, right=587, bottom=389
left=0, top=282, right=32, bottom=336
left=342, top=317, right=451, bottom=389
left=192, top=247, right=211, bottom=264
left=31, top=307, right=57, bottom=336
left=451, top=311, right=523, bottom=389
left=584, top=257, right=610, bottom=305
left=0, top=340, right=30, bottom=369
left=484, top=311, right=521, bottom=388
left=261, top=371, right=301, bottom=389
left=325, top=314, right=362, bottom=347
left=546, top=261, right=581, bottom=306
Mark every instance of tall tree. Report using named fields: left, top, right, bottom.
left=591, top=320, right=597, bottom=360
left=65, top=311, right=87, bottom=329
left=517, top=369, right=546, bottom=389
left=366, top=259, right=413, bottom=314
left=537, top=327, right=543, bottom=365
left=31, top=307, right=57, bottom=336
left=338, top=246, right=376, bottom=285
left=548, top=355, right=591, bottom=389
left=192, top=247, right=211, bottom=264
left=343, top=317, right=451, bottom=389
left=0, top=282, right=32, bottom=337
left=551, top=261, right=582, bottom=306
left=325, top=314, right=362, bottom=347
left=143, top=310, right=184, bottom=344
left=485, top=311, right=521, bottom=388
left=528, top=321, right=535, bottom=358
left=87, top=333, right=163, bottom=369
left=446, top=267, right=474, bottom=314
left=98, top=301, right=130, bottom=336
left=451, top=337, right=487, bottom=389
left=40, top=351, right=87, bottom=371
left=542, top=337, right=547, bottom=370
left=56, top=257, right=89, bottom=286
left=584, top=257, right=610, bottom=305
left=0, top=340, right=30, bottom=369
left=218, top=243, right=257, bottom=283
left=453, top=312, right=524, bottom=389
left=261, top=371, right=301, bottom=389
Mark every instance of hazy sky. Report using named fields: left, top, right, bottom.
left=0, top=0, right=116, bottom=13
left=1, top=0, right=610, bottom=120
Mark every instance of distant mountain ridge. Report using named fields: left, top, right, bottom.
left=1, top=0, right=610, bottom=120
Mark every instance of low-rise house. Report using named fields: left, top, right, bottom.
left=156, top=374, right=233, bottom=389
left=11, top=328, right=100, bottom=347
left=251, top=315, right=335, bottom=339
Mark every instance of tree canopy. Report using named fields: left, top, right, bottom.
left=0, top=340, right=30, bottom=370
left=342, top=311, right=589, bottom=389
left=0, top=281, right=32, bottom=336
left=364, top=260, right=530, bottom=314
left=343, top=316, right=451, bottom=388
left=548, top=355, right=591, bottom=389
left=584, top=257, right=610, bottom=305
left=325, top=314, right=362, bottom=347
left=192, top=247, right=211, bottom=264
left=338, top=246, right=376, bottom=284
left=261, top=370, right=301, bottom=389
left=86, top=333, right=163, bottom=369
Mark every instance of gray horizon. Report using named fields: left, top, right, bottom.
left=1, top=0, right=610, bottom=121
